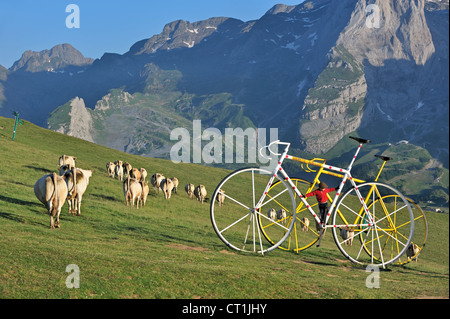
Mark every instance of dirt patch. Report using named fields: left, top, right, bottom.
left=220, top=250, right=236, bottom=255
left=166, top=243, right=209, bottom=252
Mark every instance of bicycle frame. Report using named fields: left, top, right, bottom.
left=256, top=139, right=373, bottom=231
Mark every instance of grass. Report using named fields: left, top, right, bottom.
left=0, top=116, right=448, bottom=299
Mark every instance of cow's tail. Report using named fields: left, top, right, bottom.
left=126, top=176, right=132, bottom=204
left=49, top=173, right=59, bottom=216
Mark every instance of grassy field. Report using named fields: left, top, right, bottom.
left=0, top=116, right=448, bottom=300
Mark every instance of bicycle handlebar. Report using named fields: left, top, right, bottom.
left=259, top=140, right=291, bottom=159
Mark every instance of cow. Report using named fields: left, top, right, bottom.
left=171, top=177, right=179, bottom=194
left=130, top=168, right=142, bottom=182
left=115, top=163, right=124, bottom=181
left=106, top=162, right=115, bottom=178
left=216, top=189, right=225, bottom=207
left=141, top=181, right=150, bottom=206
left=34, top=173, right=68, bottom=229
left=64, top=168, right=93, bottom=216
left=151, top=173, right=165, bottom=193
left=59, top=155, right=76, bottom=170
left=339, top=227, right=355, bottom=246
left=161, top=178, right=174, bottom=200
left=194, top=185, right=207, bottom=204
left=139, top=168, right=148, bottom=182
left=59, top=164, right=71, bottom=176
left=277, top=209, right=287, bottom=225
left=185, top=183, right=195, bottom=199
left=123, top=176, right=143, bottom=208
left=122, top=162, right=132, bottom=179
left=406, top=243, right=420, bottom=262
left=301, top=217, right=310, bottom=232
left=267, top=208, right=276, bottom=221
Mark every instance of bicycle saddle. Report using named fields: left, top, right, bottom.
left=375, top=154, right=393, bottom=161
left=349, top=136, right=371, bottom=144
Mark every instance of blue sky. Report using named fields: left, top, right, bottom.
left=0, top=0, right=304, bottom=68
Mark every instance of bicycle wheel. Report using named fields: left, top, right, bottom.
left=210, top=167, right=296, bottom=254
left=367, top=196, right=427, bottom=265
left=331, top=182, right=414, bottom=268
left=259, top=178, right=321, bottom=252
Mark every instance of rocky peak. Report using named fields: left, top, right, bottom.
left=339, top=0, right=435, bottom=66
left=10, top=43, right=93, bottom=72
left=128, top=17, right=244, bottom=55
left=265, top=4, right=297, bottom=15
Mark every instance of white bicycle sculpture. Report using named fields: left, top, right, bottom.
left=210, top=137, right=414, bottom=268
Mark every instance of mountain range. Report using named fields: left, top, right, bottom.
left=0, top=0, right=448, bottom=173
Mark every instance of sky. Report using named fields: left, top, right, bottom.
left=0, top=0, right=304, bottom=69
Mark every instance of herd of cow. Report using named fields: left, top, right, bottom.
left=33, top=155, right=222, bottom=229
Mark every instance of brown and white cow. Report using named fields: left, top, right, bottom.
left=64, top=168, right=93, bottom=216
left=59, top=155, right=76, bottom=170
left=185, top=183, right=195, bottom=199
left=130, top=168, right=142, bottom=182
left=34, top=173, right=68, bottom=229
left=151, top=173, right=165, bottom=193
left=139, top=168, right=147, bottom=182
left=106, top=162, right=115, bottom=178
left=122, top=162, right=132, bottom=179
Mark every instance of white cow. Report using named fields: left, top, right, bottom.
left=301, top=217, right=310, bottom=232
left=216, top=189, right=225, bottom=207
left=267, top=208, right=276, bottom=221
left=34, top=173, right=68, bottom=229
left=161, top=178, right=174, bottom=200
left=64, top=168, right=93, bottom=216
left=194, top=185, right=207, bottom=204
left=123, top=177, right=143, bottom=208
left=340, top=227, right=355, bottom=246
left=115, top=163, right=124, bottom=181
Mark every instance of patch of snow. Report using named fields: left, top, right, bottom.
left=308, top=32, right=318, bottom=46
left=415, top=101, right=424, bottom=110
left=282, top=42, right=301, bottom=51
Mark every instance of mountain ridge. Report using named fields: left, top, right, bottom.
left=0, top=0, right=448, bottom=170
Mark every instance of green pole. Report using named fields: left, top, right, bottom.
left=12, top=111, right=23, bottom=141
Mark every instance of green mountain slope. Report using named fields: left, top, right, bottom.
left=0, top=116, right=448, bottom=299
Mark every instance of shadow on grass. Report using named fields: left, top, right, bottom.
left=0, top=194, right=42, bottom=207
left=23, top=165, right=53, bottom=174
